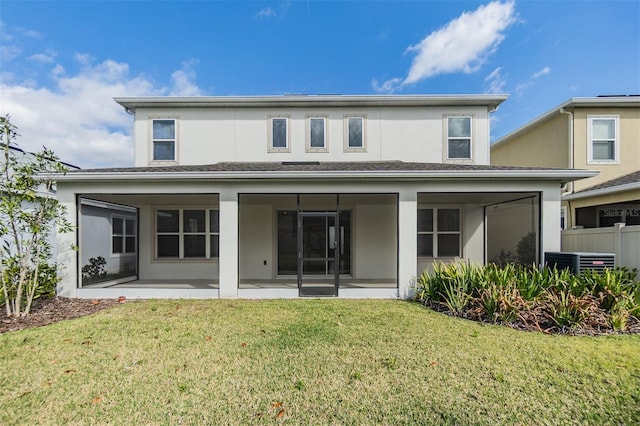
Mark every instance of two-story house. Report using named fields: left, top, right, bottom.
left=491, top=96, right=640, bottom=230
left=55, top=95, right=594, bottom=299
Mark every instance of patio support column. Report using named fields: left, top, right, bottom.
left=398, top=188, right=418, bottom=299
left=56, top=185, right=78, bottom=298
left=219, top=189, right=239, bottom=298
left=540, top=184, right=562, bottom=259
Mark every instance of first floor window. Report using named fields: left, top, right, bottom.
left=447, top=116, right=472, bottom=159
left=112, top=217, right=136, bottom=254
left=417, top=208, right=461, bottom=257
left=156, top=209, right=219, bottom=259
left=152, top=119, right=176, bottom=161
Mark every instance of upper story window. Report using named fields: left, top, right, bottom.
left=269, top=116, right=290, bottom=152
left=307, top=116, right=328, bottom=152
left=344, top=116, right=366, bottom=152
left=446, top=116, right=472, bottom=160
left=588, top=116, right=619, bottom=163
left=417, top=208, right=461, bottom=258
left=152, top=119, right=176, bottom=161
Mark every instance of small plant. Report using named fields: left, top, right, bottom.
left=82, top=256, right=107, bottom=279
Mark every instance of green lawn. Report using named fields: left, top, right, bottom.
left=1, top=299, right=638, bottom=425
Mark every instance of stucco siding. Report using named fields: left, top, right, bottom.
left=133, top=105, right=491, bottom=166
left=491, top=114, right=569, bottom=168
left=572, top=107, right=640, bottom=192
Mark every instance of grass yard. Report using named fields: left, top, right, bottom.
left=1, top=299, right=639, bottom=425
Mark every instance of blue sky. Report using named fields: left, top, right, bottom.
left=1, top=0, right=638, bottom=168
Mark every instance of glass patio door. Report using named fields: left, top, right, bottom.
left=297, top=212, right=339, bottom=297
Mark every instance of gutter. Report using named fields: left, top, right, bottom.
left=563, top=181, right=640, bottom=201
left=559, top=107, right=574, bottom=194
left=55, top=169, right=598, bottom=184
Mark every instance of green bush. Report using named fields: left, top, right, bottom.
left=1, top=258, right=59, bottom=306
left=416, top=261, right=640, bottom=332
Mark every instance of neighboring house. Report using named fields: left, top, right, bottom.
left=55, top=95, right=594, bottom=299
left=491, top=95, right=640, bottom=270
left=491, top=96, right=640, bottom=230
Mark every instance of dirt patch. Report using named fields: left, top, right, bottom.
left=1, top=297, right=120, bottom=333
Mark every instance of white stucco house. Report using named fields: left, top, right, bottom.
left=55, top=95, right=596, bottom=299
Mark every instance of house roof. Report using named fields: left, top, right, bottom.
left=114, top=94, right=508, bottom=112
left=492, top=95, right=640, bottom=149
left=58, top=161, right=597, bottom=184
left=563, top=170, right=640, bottom=200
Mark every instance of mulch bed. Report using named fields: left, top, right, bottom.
left=0, top=297, right=121, bottom=333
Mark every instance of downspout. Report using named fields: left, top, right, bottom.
left=488, top=104, right=500, bottom=164
left=559, top=107, right=574, bottom=228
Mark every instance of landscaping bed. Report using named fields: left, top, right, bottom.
left=416, top=263, right=640, bottom=335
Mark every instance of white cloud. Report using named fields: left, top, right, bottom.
left=0, top=56, right=203, bottom=168
left=484, top=66, right=507, bottom=94
left=373, top=1, right=517, bottom=93
left=532, top=66, right=550, bottom=79
left=256, top=6, right=276, bottom=19
left=1, top=45, right=21, bottom=62
left=170, top=58, right=202, bottom=96
left=29, top=50, right=57, bottom=63
left=516, top=66, right=551, bottom=95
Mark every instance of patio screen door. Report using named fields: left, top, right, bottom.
left=297, top=212, right=339, bottom=297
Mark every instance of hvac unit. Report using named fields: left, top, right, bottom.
left=544, top=252, right=616, bottom=274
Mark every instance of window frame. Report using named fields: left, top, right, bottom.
left=417, top=207, right=462, bottom=258
left=111, top=215, right=136, bottom=256
left=150, top=117, right=178, bottom=163
left=268, top=115, right=291, bottom=153
left=444, top=115, right=473, bottom=161
left=306, top=115, right=329, bottom=152
left=154, top=208, right=220, bottom=260
left=343, top=115, right=366, bottom=152
left=587, top=115, right=620, bottom=164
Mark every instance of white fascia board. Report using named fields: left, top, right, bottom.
left=563, top=181, right=640, bottom=201
left=114, top=94, right=508, bottom=110
left=57, top=169, right=598, bottom=183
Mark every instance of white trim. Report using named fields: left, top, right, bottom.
left=343, top=115, right=367, bottom=152
left=268, top=115, right=290, bottom=153
left=417, top=206, right=463, bottom=258
left=111, top=215, right=136, bottom=257
left=149, top=117, right=179, bottom=164
left=154, top=207, right=220, bottom=260
left=587, top=115, right=620, bottom=164
left=116, top=94, right=510, bottom=110
left=564, top=181, right=640, bottom=200
left=57, top=169, right=599, bottom=182
left=305, top=115, right=329, bottom=153
left=444, top=114, right=474, bottom=162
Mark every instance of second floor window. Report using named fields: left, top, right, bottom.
left=447, top=116, right=472, bottom=159
left=153, top=119, right=176, bottom=161
left=345, top=116, right=365, bottom=151
left=589, top=116, right=618, bottom=163
left=307, top=116, right=327, bottom=152
left=269, top=117, right=289, bottom=152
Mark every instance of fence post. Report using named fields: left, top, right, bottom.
left=613, top=222, right=626, bottom=267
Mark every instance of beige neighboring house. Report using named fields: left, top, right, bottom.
left=491, top=96, right=640, bottom=230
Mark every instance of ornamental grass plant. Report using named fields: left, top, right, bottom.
left=416, top=262, right=640, bottom=334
